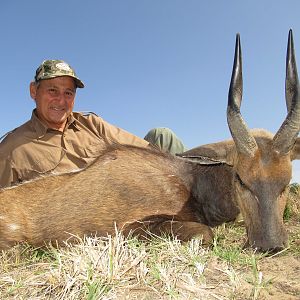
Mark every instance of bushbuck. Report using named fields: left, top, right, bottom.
left=0, top=30, right=299, bottom=252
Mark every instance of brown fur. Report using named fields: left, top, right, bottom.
left=179, top=128, right=300, bottom=252
left=0, top=145, right=217, bottom=249
left=0, top=130, right=298, bottom=252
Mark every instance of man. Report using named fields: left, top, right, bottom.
left=0, top=60, right=186, bottom=188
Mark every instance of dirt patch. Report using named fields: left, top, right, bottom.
left=194, top=233, right=300, bottom=300
left=246, top=255, right=300, bottom=300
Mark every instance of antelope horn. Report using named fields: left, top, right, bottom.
left=273, top=29, right=300, bottom=154
left=227, top=34, right=258, bottom=156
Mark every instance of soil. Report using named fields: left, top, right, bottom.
left=205, top=221, right=300, bottom=300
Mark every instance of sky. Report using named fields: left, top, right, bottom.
left=1, top=1, right=300, bottom=182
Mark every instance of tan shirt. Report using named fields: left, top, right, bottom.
left=0, top=110, right=149, bottom=188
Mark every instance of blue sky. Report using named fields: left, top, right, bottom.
left=1, top=1, right=300, bottom=182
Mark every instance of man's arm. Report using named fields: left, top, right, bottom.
left=87, top=113, right=150, bottom=148
left=0, top=158, right=18, bottom=188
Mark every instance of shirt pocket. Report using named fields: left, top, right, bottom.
left=71, top=140, right=108, bottom=158
left=13, top=146, right=66, bottom=181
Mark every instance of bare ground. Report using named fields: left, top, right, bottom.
left=206, top=221, right=300, bottom=300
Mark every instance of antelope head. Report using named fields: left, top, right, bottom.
left=228, top=29, right=300, bottom=252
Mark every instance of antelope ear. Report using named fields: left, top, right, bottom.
left=291, top=137, right=300, bottom=160
left=178, top=140, right=235, bottom=166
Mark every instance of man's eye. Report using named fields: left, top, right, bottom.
left=65, top=91, right=74, bottom=97
left=48, top=88, right=57, bottom=94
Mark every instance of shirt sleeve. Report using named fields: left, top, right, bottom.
left=89, top=114, right=150, bottom=148
left=0, top=157, right=18, bottom=188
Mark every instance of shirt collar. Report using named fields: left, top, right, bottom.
left=66, top=113, right=81, bottom=131
left=31, top=110, right=48, bottom=138
left=30, top=110, right=80, bottom=138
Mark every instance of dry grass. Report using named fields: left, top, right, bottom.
left=0, top=185, right=299, bottom=299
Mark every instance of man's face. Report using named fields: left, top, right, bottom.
left=30, top=76, right=76, bottom=131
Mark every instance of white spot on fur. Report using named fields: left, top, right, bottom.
left=8, top=223, right=20, bottom=231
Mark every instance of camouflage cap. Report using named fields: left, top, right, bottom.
left=34, top=59, right=84, bottom=88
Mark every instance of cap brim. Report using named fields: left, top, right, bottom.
left=35, top=74, right=84, bottom=88
left=74, top=77, right=84, bottom=88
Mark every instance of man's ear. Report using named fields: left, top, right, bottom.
left=29, top=82, right=37, bottom=100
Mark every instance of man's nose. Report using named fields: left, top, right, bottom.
left=55, top=92, right=67, bottom=103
